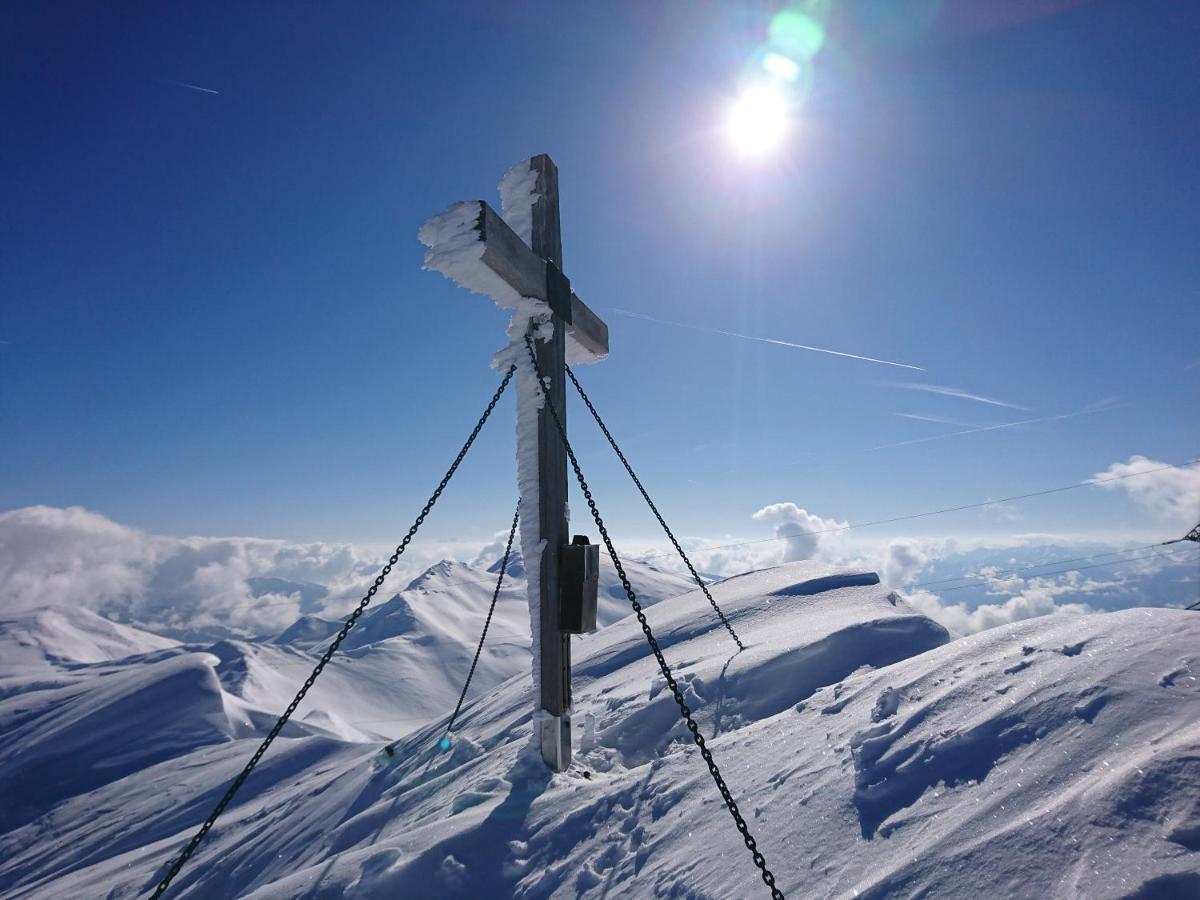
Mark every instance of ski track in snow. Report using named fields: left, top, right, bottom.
left=0, top=561, right=1197, bottom=899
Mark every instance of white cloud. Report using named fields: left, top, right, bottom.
left=902, top=587, right=1093, bottom=636
left=0, top=506, right=159, bottom=613
left=624, top=507, right=857, bottom=579
left=1088, top=455, right=1200, bottom=527
left=689, top=542, right=780, bottom=578
left=882, top=539, right=929, bottom=586
left=623, top=534, right=784, bottom=582
left=750, top=503, right=848, bottom=563
left=900, top=562, right=1152, bottom=635
left=471, top=527, right=517, bottom=569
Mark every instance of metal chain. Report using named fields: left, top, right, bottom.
left=150, top=365, right=516, bottom=900
left=525, top=338, right=784, bottom=899
left=417, top=500, right=520, bottom=750
left=565, top=364, right=744, bottom=651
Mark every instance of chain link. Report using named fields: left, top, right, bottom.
left=526, top=338, right=784, bottom=899
left=150, top=365, right=516, bottom=900
left=439, top=500, right=519, bottom=743
left=565, top=363, right=744, bottom=651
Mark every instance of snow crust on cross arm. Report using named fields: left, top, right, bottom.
left=418, top=201, right=523, bottom=311
left=499, top=159, right=538, bottom=247
left=420, top=174, right=605, bottom=368
left=564, top=330, right=606, bottom=366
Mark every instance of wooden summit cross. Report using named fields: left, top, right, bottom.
left=419, top=154, right=609, bottom=771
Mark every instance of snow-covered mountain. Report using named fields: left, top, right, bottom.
left=1, top=561, right=1197, bottom=898
left=269, top=555, right=697, bottom=735
left=0, top=605, right=178, bottom=673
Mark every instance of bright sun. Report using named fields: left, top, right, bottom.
left=725, top=84, right=789, bottom=157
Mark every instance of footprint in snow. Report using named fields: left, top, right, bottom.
left=1072, top=688, right=1108, bottom=724
left=871, top=687, right=901, bottom=722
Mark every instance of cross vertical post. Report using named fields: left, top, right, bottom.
left=417, top=153, right=609, bottom=773
left=528, top=155, right=573, bottom=771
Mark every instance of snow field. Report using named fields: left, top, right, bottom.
left=1, top=561, right=1196, bottom=898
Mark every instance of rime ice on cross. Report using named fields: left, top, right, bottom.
left=418, top=155, right=609, bottom=771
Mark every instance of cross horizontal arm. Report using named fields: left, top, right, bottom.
left=475, top=202, right=609, bottom=358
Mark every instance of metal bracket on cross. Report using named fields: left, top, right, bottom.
left=418, top=154, right=608, bottom=771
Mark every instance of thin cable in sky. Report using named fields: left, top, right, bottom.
left=922, top=549, right=1188, bottom=596
left=164, top=79, right=220, bottom=95
left=638, top=458, right=1200, bottom=556
left=911, top=541, right=1175, bottom=590
left=604, top=307, right=925, bottom=371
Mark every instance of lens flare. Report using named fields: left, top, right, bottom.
left=762, top=51, right=802, bottom=83
left=769, top=7, right=827, bottom=60
left=725, top=84, right=789, bottom=157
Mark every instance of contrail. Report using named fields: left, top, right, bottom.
left=892, top=382, right=1030, bottom=410
left=705, top=399, right=1123, bottom=478
left=895, top=412, right=986, bottom=428
left=164, top=79, right=220, bottom=95
left=867, top=404, right=1121, bottom=452
left=605, top=307, right=924, bottom=371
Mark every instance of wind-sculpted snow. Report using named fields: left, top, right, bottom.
left=0, top=653, right=231, bottom=834
left=0, top=562, right=1197, bottom=898
left=569, top=563, right=950, bottom=765
left=0, top=605, right=178, bottom=672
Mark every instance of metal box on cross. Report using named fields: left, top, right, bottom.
left=559, top=535, right=599, bottom=634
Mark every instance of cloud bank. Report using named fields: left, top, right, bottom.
left=4, top=478, right=1195, bottom=644
left=1089, top=455, right=1200, bottom=527
left=0, top=506, right=456, bottom=639
left=900, top=568, right=1111, bottom=636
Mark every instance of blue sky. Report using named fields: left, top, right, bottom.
left=3, top=0, right=1198, bottom=548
